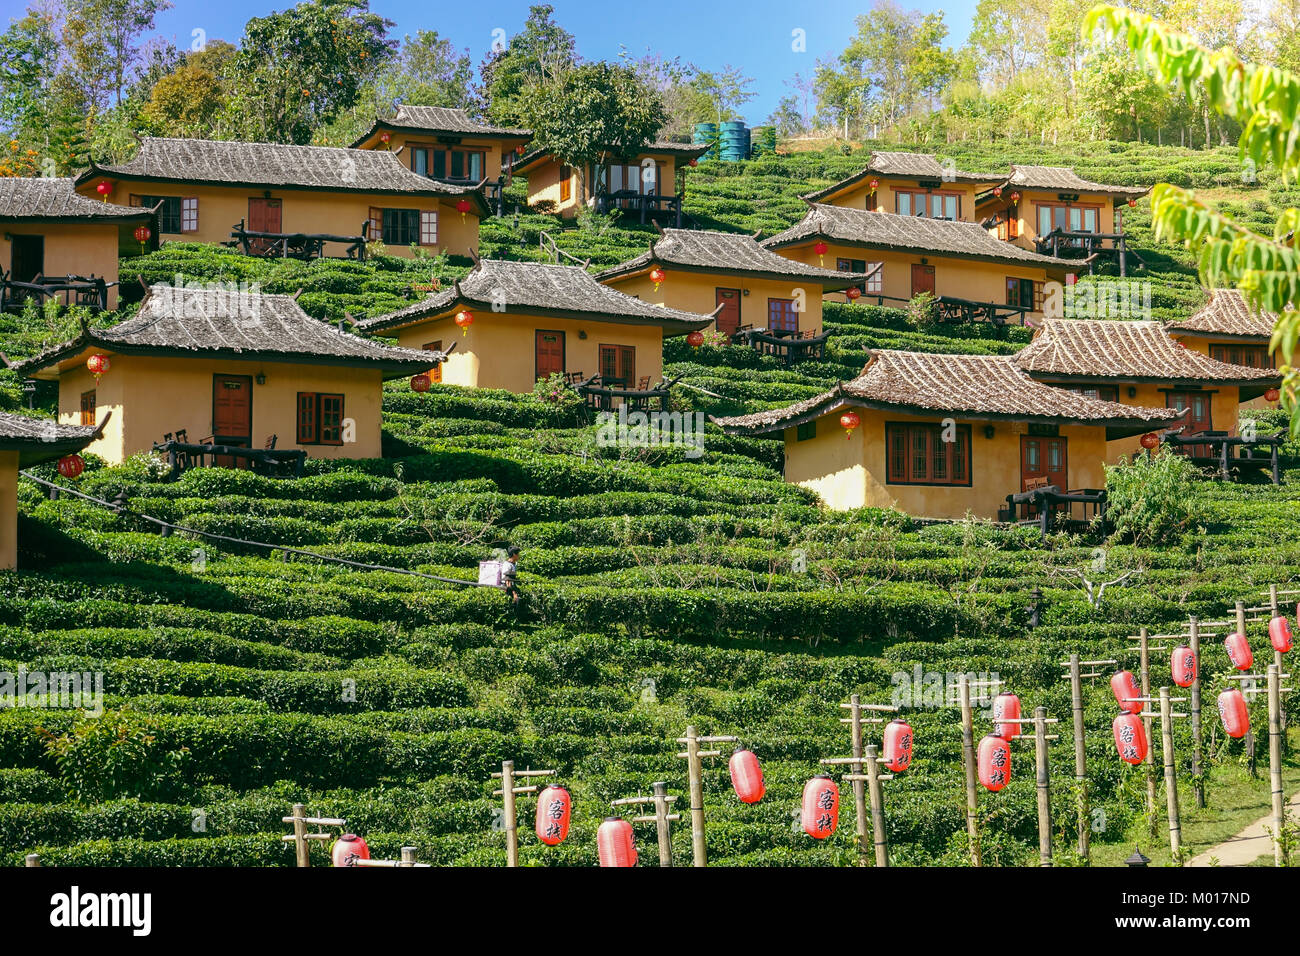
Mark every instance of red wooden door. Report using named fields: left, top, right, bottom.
left=910, top=264, right=936, bottom=297
left=1166, top=391, right=1213, bottom=456
left=715, top=288, right=741, bottom=337
left=1021, top=436, right=1068, bottom=491
left=535, top=330, right=565, bottom=380
left=212, top=374, right=253, bottom=468
left=248, top=198, right=282, bottom=232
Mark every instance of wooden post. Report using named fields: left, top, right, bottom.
left=1189, top=616, right=1204, bottom=809
left=1238, top=601, right=1258, bottom=777
left=1270, top=585, right=1289, bottom=755
left=1034, top=706, right=1053, bottom=867
left=684, top=725, right=707, bottom=868
left=1139, top=628, right=1158, bottom=835
left=1267, top=664, right=1286, bottom=867
left=959, top=676, right=982, bottom=867
left=1159, top=687, right=1182, bottom=860
left=1067, top=654, right=1089, bottom=863
left=290, top=803, right=310, bottom=868
left=500, top=760, right=519, bottom=868
left=24, top=853, right=39, bottom=867
left=864, top=745, right=889, bottom=868
left=848, top=694, right=871, bottom=867
left=400, top=846, right=416, bottom=866
left=652, top=781, right=674, bottom=868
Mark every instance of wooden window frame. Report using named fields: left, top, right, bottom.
left=598, top=344, right=636, bottom=386
left=1210, top=344, right=1273, bottom=369
left=376, top=207, right=420, bottom=245
left=423, top=340, right=443, bottom=383
left=419, top=210, right=438, bottom=246
left=134, top=194, right=184, bottom=234
left=296, top=392, right=344, bottom=446
left=836, top=257, right=883, bottom=295
left=79, top=389, right=96, bottom=427
left=1006, top=277, right=1043, bottom=311
left=1034, top=201, right=1103, bottom=236
left=559, top=164, right=572, bottom=203
left=895, top=188, right=962, bottom=220
left=767, top=297, right=799, bottom=333
left=884, top=421, right=972, bottom=487
left=796, top=421, right=817, bottom=442
left=1068, top=384, right=1120, bottom=403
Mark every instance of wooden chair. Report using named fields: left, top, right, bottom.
left=636, top=376, right=651, bottom=391
left=264, top=434, right=278, bottom=450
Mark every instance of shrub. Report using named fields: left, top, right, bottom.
left=40, top=708, right=192, bottom=803
left=1105, top=451, right=1205, bottom=546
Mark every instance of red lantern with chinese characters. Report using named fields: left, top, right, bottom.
left=331, top=833, right=370, bottom=867
left=813, top=240, right=828, bottom=265
left=1139, top=432, right=1159, bottom=450
left=846, top=286, right=862, bottom=301
left=86, top=353, right=111, bottom=381
left=801, top=775, right=839, bottom=839
left=1265, top=387, right=1280, bottom=403
left=1225, top=631, right=1253, bottom=671
left=729, top=748, right=765, bottom=804
left=686, top=330, right=705, bottom=348
left=454, top=310, right=473, bottom=336
left=1171, top=645, right=1197, bottom=687
left=133, top=224, right=151, bottom=253
left=1217, top=688, right=1250, bottom=739
left=649, top=266, right=666, bottom=290
left=516, top=144, right=525, bottom=156
left=839, top=410, right=860, bottom=439
left=535, top=784, right=571, bottom=846
left=978, top=734, right=1012, bottom=792
left=992, top=692, right=1022, bottom=740
left=56, top=454, right=84, bottom=479
left=1112, top=712, right=1148, bottom=765
left=1269, top=616, right=1293, bottom=654
left=455, top=197, right=471, bottom=222
left=95, top=180, right=112, bottom=201
left=868, top=178, right=879, bottom=193
left=1111, top=670, right=1142, bottom=715
left=410, top=373, right=431, bottom=393
left=596, top=817, right=637, bottom=867
left=882, top=718, right=913, bottom=773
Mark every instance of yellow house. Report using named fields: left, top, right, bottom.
left=359, top=258, right=712, bottom=393
left=801, top=151, right=1000, bottom=221
left=350, top=105, right=532, bottom=213
left=595, top=228, right=865, bottom=339
left=73, top=137, right=487, bottom=259
left=1165, top=289, right=1286, bottom=369
left=514, top=140, right=708, bottom=223
left=11, top=283, right=441, bottom=464
left=1013, top=318, right=1280, bottom=460
left=1, top=178, right=158, bottom=310
left=712, top=350, right=1179, bottom=518
left=0, top=410, right=104, bottom=569
left=975, top=165, right=1147, bottom=275
left=764, top=203, right=1071, bottom=322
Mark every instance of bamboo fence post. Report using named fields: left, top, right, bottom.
left=1138, top=628, right=1158, bottom=835
left=1033, top=706, right=1053, bottom=867
left=1067, top=653, right=1089, bottom=862
left=652, top=781, right=674, bottom=867
left=1159, top=688, right=1182, bottom=860
left=1189, top=616, right=1204, bottom=809
left=684, top=725, right=706, bottom=867
left=864, top=745, right=889, bottom=868
left=1238, top=601, right=1258, bottom=777
left=1270, top=585, right=1289, bottom=755
left=959, top=675, right=982, bottom=867
left=400, top=846, right=416, bottom=866
left=1268, top=663, right=1286, bottom=867
left=490, top=762, right=556, bottom=867
left=25, top=854, right=39, bottom=867
left=290, top=803, right=309, bottom=868
left=848, top=694, right=870, bottom=867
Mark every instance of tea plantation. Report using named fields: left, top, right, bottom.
left=1, top=142, right=1297, bottom=866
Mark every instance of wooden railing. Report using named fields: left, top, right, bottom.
left=228, top=219, right=368, bottom=260
left=152, top=438, right=306, bottom=479
left=595, top=190, right=684, bottom=227
left=1034, top=229, right=1139, bottom=277
left=732, top=326, right=830, bottom=365
left=1002, top=485, right=1108, bottom=535
left=0, top=272, right=112, bottom=312
left=1161, top=430, right=1285, bottom=484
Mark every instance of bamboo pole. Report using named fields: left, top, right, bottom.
left=1189, top=616, right=1204, bottom=809
left=1139, top=628, right=1158, bottom=836
left=959, top=676, right=982, bottom=867
left=652, top=781, right=674, bottom=868
left=1067, top=654, right=1089, bottom=863
left=1238, top=601, right=1258, bottom=778
left=864, top=745, right=889, bottom=868
left=291, top=803, right=309, bottom=868
left=1268, top=664, right=1286, bottom=867
left=1270, top=585, right=1289, bottom=756
left=1033, top=706, right=1053, bottom=866
left=848, top=694, right=870, bottom=867
left=500, top=760, right=519, bottom=868
left=1159, top=688, right=1182, bottom=860
left=684, top=725, right=707, bottom=868
left=24, top=854, right=39, bottom=867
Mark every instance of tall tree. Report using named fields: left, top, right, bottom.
left=480, top=4, right=577, bottom=128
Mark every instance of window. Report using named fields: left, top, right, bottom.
left=79, top=389, right=96, bottom=426
left=885, top=422, right=971, bottom=486
left=896, top=189, right=961, bottom=220
left=419, top=210, right=438, bottom=246
left=1036, top=202, right=1100, bottom=237
left=836, top=257, right=883, bottom=294
left=996, top=214, right=1019, bottom=241
left=423, top=340, right=443, bottom=383
left=559, top=165, right=571, bottom=203
left=181, top=197, right=198, bottom=232
left=598, top=345, right=635, bottom=386
left=132, top=195, right=195, bottom=234
left=796, top=421, right=817, bottom=442
left=297, top=392, right=344, bottom=445
left=375, top=208, right=420, bottom=245
left=411, top=146, right=485, bottom=182
left=1068, top=385, right=1119, bottom=402
left=1210, top=344, right=1273, bottom=369
left=1006, top=278, right=1044, bottom=312
left=768, top=297, right=799, bottom=333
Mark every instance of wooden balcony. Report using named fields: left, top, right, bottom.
left=0, top=273, right=113, bottom=312
left=1033, top=229, right=1142, bottom=277
left=594, top=190, right=684, bottom=227
left=731, top=326, right=830, bottom=366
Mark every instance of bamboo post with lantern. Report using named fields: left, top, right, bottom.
left=611, top=783, right=680, bottom=867
left=281, top=803, right=346, bottom=867
left=675, top=726, right=738, bottom=868
left=1267, top=585, right=1290, bottom=755
left=955, top=675, right=1003, bottom=867
left=1127, top=627, right=1176, bottom=835
left=1156, top=688, right=1188, bottom=859
left=489, top=760, right=557, bottom=867
left=837, top=695, right=898, bottom=866
left=1059, top=654, right=1115, bottom=864
left=1188, top=616, right=1205, bottom=809
left=1267, top=663, right=1287, bottom=867
left=995, top=709, right=1061, bottom=866
left=1237, top=600, right=1260, bottom=777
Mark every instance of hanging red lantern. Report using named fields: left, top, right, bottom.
left=688, top=158, right=699, bottom=167
left=86, top=353, right=111, bottom=381
left=379, top=131, right=391, bottom=145
left=813, top=240, right=828, bottom=265
left=839, top=410, right=860, bottom=439
left=992, top=692, right=1022, bottom=740
left=846, top=286, right=862, bottom=301
left=133, top=224, right=152, bottom=254
left=535, top=784, right=571, bottom=846
left=1139, top=432, right=1160, bottom=450
left=882, top=718, right=913, bottom=773
left=993, top=185, right=1003, bottom=198
left=1112, top=713, right=1148, bottom=765
left=1009, top=191, right=1020, bottom=204
left=729, top=748, right=765, bottom=804
left=649, top=266, right=666, bottom=291
left=454, top=310, right=474, bottom=336
left=455, top=197, right=472, bottom=222
left=596, top=817, right=637, bottom=867
left=1265, top=387, right=1280, bottom=403
left=686, top=330, right=705, bottom=348
left=1217, top=688, right=1250, bottom=739
left=1269, top=615, right=1293, bottom=654
left=1127, top=197, right=1137, bottom=208
left=1111, top=671, right=1142, bottom=715
left=1225, top=631, right=1253, bottom=671
left=1171, top=645, right=1197, bottom=687
left=410, top=373, right=431, bottom=393
left=801, top=776, right=839, bottom=839
left=868, top=178, right=879, bottom=193
left=978, top=734, right=1011, bottom=792
left=331, top=833, right=370, bottom=867
left=56, top=454, right=84, bottom=479
left=95, top=180, right=112, bottom=201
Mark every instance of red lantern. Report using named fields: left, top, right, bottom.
left=993, top=185, right=1003, bottom=198
left=1139, top=432, right=1160, bottom=450
left=1112, top=712, right=1148, bottom=765
left=882, top=718, right=913, bottom=773
left=596, top=817, right=637, bottom=867
left=649, top=266, right=666, bottom=290
left=846, top=286, right=862, bottom=301
left=331, top=833, right=370, bottom=867
left=686, top=330, right=705, bottom=348
left=992, top=692, right=1022, bottom=740
left=1217, top=688, right=1250, bottom=739
left=838, top=410, right=860, bottom=439
left=86, top=353, right=111, bottom=381
left=1265, top=387, right=1280, bottom=403
left=95, top=180, right=112, bottom=201
left=813, top=240, right=828, bottom=265
left=454, top=310, right=474, bottom=336
left=133, top=224, right=151, bottom=254
left=1009, top=191, right=1020, bottom=204
left=1225, top=631, right=1253, bottom=671
left=535, top=784, right=571, bottom=846
left=729, top=749, right=765, bottom=804
left=1269, top=615, right=1293, bottom=654
left=1171, top=645, right=1197, bottom=687
left=688, top=158, right=698, bottom=167
left=56, top=454, right=84, bottom=479
left=515, top=144, right=525, bottom=155
left=801, top=776, right=839, bottom=839
left=1127, top=197, right=1137, bottom=208
left=978, top=734, right=1011, bottom=792
left=379, top=131, right=391, bottom=145
left=1110, top=670, right=1142, bottom=715
left=410, top=373, right=431, bottom=393
left=456, top=197, right=471, bottom=222
left=868, top=178, right=879, bottom=192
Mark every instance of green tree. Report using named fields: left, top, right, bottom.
left=689, top=64, right=755, bottom=127
left=140, top=40, right=234, bottom=137
left=0, top=11, right=59, bottom=147
left=480, top=4, right=577, bottom=128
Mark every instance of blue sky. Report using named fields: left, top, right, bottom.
left=147, top=0, right=981, bottom=124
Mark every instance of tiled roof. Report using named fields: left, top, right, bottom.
left=1165, top=289, right=1276, bottom=339
left=350, top=106, right=532, bottom=148
left=0, top=178, right=154, bottom=221
left=801, top=151, right=1001, bottom=201
left=0, top=410, right=102, bottom=465
left=514, top=139, right=708, bottom=174
left=999, top=165, right=1148, bottom=199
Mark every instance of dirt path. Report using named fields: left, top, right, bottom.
left=1188, top=790, right=1300, bottom=867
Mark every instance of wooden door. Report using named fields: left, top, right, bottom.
left=423, top=340, right=443, bottom=384
left=1021, top=436, right=1068, bottom=491
left=11, top=235, right=44, bottom=283
left=248, top=198, right=282, bottom=233
left=910, top=263, right=936, bottom=297
left=535, top=330, right=565, bottom=381
left=212, top=374, right=253, bottom=468
left=1166, top=390, right=1213, bottom=456
left=715, top=288, right=741, bottom=338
